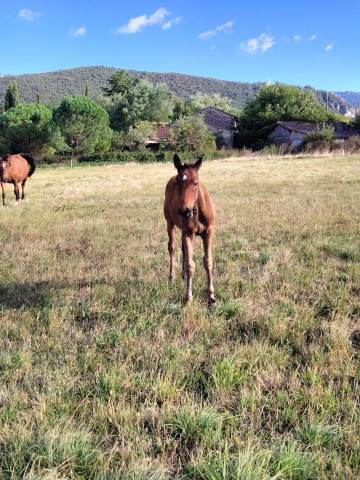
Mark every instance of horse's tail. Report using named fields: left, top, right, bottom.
left=22, top=154, right=36, bottom=177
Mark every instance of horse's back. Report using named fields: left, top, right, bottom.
left=1, top=154, right=31, bottom=183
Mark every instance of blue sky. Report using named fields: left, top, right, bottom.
left=1, top=0, right=359, bottom=91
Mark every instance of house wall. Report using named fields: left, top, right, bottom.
left=269, top=126, right=305, bottom=146
left=268, top=126, right=290, bottom=144
left=207, top=126, right=233, bottom=147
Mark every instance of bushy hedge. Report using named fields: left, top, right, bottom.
left=77, top=149, right=236, bottom=164
left=37, top=149, right=241, bottom=166
left=301, top=135, right=360, bottom=154
left=79, top=151, right=167, bottom=163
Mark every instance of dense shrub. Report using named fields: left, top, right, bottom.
left=53, top=96, right=112, bottom=155
left=112, top=122, right=157, bottom=151
left=188, top=92, right=240, bottom=115
left=352, top=114, right=360, bottom=129
left=77, top=149, right=236, bottom=164
left=300, top=125, right=335, bottom=152
left=341, top=135, right=360, bottom=152
left=0, top=103, right=62, bottom=154
left=109, top=77, right=173, bottom=131
left=171, top=117, right=216, bottom=151
left=236, top=84, right=343, bottom=148
left=4, top=82, right=19, bottom=111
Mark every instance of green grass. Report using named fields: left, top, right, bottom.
left=0, top=155, right=359, bottom=479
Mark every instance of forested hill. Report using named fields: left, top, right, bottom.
left=0, top=65, right=354, bottom=114
left=0, top=66, right=264, bottom=108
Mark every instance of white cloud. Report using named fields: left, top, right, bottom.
left=71, top=26, right=87, bottom=37
left=216, top=21, right=234, bottom=33
left=161, top=16, right=181, bottom=30
left=198, top=30, right=216, bottom=40
left=325, top=43, right=333, bottom=51
left=198, top=20, right=234, bottom=40
left=116, top=7, right=170, bottom=34
left=294, top=33, right=317, bottom=43
left=240, top=33, right=275, bottom=54
left=19, top=8, right=41, bottom=21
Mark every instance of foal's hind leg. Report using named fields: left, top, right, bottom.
left=1, top=182, right=6, bottom=207
left=13, top=183, right=20, bottom=203
left=167, top=222, right=176, bottom=282
left=21, top=180, right=26, bottom=200
left=202, top=226, right=216, bottom=304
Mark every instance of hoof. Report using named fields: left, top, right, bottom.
left=208, top=296, right=216, bottom=304
left=183, top=296, right=193, bottom=306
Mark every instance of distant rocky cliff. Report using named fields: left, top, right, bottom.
left=336, top=91, right=360, bottom=111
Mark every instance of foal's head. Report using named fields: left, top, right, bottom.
left=174, top=153, right=203, bottom=219
left=0, top=155, right=9, bottom=180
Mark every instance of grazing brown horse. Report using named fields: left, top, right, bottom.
left=0, top=154, right=36, bottom=206
left=164, top=154, right=216, bottom=304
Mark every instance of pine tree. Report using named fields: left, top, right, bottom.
left=4, top=82, right=19, bottom=111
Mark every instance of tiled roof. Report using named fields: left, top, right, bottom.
left=196, top=107, right=236, bottom=132
left=276, top=121, right=317, bottom=134
left=276, top=121, right=360, bottom=139
left=153, top=125, right=172, bottom=140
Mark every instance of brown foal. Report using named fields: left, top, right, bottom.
left=0, top=154, right=36, bottom=206
left=164, top=154, right=216, bottom=304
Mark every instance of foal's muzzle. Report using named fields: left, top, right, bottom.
left=178, top=207, right=193, bottom=219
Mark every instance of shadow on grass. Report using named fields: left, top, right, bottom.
left=0, top=281, right=55, bottom=309
left=0, top=278, right=118, bottom=311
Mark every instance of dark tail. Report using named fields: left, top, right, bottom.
left=22, top=154, right=36, bottom=177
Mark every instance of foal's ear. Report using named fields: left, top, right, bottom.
left=173, top=153, right=183, bottom=171
left=194, top=156, right=203, bottom=170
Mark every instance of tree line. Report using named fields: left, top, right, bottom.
left=0, top=70, right=358, bottom=158
left=0, top=70, right=233, bottom=156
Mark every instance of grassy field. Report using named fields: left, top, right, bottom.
left=0, top=155, right=359, bottom=479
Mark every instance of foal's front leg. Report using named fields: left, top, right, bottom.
left=167, top=222, right=176, bottom=282
left=181, top=240, right=186, bottom=279
left=1, top=182, right=6, bottom=206
left=182, top=233, right=195, bottom=304
left=202, top=226, right=216, bottom=304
